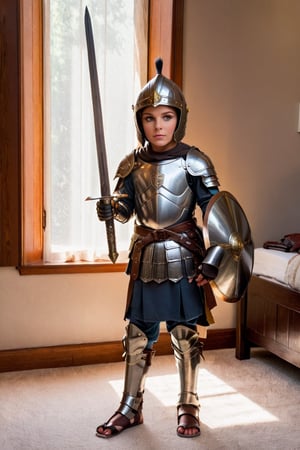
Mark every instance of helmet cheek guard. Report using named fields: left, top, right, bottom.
left=133, top=58, right=188, bottom=145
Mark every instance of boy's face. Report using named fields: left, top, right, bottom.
left=141, top=106, right=178, bottom=152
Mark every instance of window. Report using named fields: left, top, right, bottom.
left=14, top=0, right=183, bottom=274
left=44, top=0, right=147, bottom=263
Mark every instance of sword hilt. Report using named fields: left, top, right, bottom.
left=93, top=195, right=125, bottom=263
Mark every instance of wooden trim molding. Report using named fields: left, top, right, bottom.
left=0, top=0, right=21, bottom=265
left=20, top=0, right=44, bottom=265
left=18, top=261, right=127, bottom=275
left=148, top=0, right=184, bottom=86
left=0, top=329, right=236, bottom=373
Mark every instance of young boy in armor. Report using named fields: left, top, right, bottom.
left=96, top=59, right=220, bottom=439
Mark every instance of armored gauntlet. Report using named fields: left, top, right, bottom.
left=198, top=245, right=225, bottom=280
left=96, top=198, right=115, bottom=221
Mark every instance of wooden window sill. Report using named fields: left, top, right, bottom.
left=18, top=262, right=127, bottom=275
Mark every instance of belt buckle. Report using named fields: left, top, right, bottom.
left=153, top=229, right=168, bottom=241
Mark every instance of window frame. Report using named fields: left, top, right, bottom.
left=16, top=0, right=184, bottom=275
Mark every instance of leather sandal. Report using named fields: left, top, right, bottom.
left=177, top=405, right=201, bottom=438
left=96, top=410, right=143, bottom=439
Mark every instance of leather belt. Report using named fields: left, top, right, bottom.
left=130, top=220, right=204, bottom=281
left=123, top=219, right=215, bottom=320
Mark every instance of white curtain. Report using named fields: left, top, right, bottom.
left=44, top=0, right=147, bottom=263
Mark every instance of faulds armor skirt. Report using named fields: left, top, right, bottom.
left=126, top=278, right=205, bottom=324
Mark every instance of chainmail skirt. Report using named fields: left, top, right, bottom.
left=126, top=277, right=204, bottom=323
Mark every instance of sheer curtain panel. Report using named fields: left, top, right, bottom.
left=43, top=0, right=147, bottom=263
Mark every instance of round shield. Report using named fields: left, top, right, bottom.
left=203, top=191, right=254, bottom=303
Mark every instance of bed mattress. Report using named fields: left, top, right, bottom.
left=253, top=248, right=300, bottom=292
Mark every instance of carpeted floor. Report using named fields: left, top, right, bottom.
left=0, top=348, right=299, bottom=450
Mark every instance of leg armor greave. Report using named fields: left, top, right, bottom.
left=171, top=325, right=203, bottom=408
left=117, top=323, right=154, bottom=419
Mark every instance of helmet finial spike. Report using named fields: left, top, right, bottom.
left=155, top=58, right=163, bottom=75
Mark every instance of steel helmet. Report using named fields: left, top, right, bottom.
left=133, top=58, right=188, bottom=145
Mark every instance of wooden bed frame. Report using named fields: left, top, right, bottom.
left=236, top=275, right=300, bottom=368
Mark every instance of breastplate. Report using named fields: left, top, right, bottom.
left=132, top=157, right=195, bottom=229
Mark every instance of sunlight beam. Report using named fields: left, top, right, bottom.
left=109, top=368, right=279, bottom=428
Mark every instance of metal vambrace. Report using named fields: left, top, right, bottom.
left=117, top=323, right=154, bottom=419
left=171, top=325, right=202, bottom=408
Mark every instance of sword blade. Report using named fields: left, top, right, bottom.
left=84, top=6, right=118, bottom=263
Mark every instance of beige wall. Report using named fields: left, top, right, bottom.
left=0, top=267, right=233, bottom=350
left=184, top=0, right=300, bottom=247
left=0, top=268, right=127, bottom=349
left=1, top=0, right=300, bottom=351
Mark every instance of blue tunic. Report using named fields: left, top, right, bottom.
left=128, top=278, right=205, bottom=323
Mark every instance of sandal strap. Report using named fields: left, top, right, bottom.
left=177, top=404, right=199, bottom=420
left=97, top=423, right=119, bottom=436
left=177, top=404, right=200, bottom=430
left=96, top=410, right=143, bottom=438
left=105, top=411, right=132, bottom=428
left=105, top=409, right=143, bottom=428
left=178, top=412, right=200, bottom=425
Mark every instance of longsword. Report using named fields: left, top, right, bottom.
left=84, top=6, right=118, bottom=263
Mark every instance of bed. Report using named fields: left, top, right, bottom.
left=236, top=248, right=300, bottom=368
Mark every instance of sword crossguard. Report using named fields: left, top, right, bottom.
left=85, top=194, right=128, bottom=201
